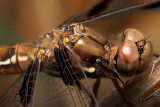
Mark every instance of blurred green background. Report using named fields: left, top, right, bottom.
left=0, top=16, right=18, bottom=44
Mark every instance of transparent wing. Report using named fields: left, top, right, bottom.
left=33, top=71, right=93, bottom=107
left=0, top=34, right=99, bottom=107
left=5, top=45, right=99, bottom=107
left=14, top=46, right=99, bottom=107
left=81, top=1, right=160, bottom=52
left=34, top=45, right=99, bottom=107
left=59, top=0, right=157, bottom=28
left=0, top=74, right=24, bottom=106
left=0, top=59, right=40, bottom=107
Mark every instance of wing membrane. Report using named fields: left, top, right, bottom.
left=0, top=74, right=24, bottom=106
left=65, top=45, right=99, bottom=107
left=59, top=0, right=157, bottom=28
left=0, top=59, right=40, bottom=107
left=44, top=44, right=99, bottom=107
left=81, top=1, right=160, bottom=51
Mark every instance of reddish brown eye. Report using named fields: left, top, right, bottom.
left=124, top=28, right=144, bottom=42
left=117, top=41, right=139, bottom=76
left=119, top=41, right=138, bottom=62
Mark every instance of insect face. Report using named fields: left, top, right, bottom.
left=117, top=28, right=152, bottom=76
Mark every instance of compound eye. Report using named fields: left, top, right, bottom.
left=119, top=41, right=138, bottom=62
left=124, top=28, right=144, bottom=42
left=117, top=41, right=139, bottom=76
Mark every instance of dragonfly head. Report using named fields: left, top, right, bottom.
left=116, top=28, right=152, bottom=76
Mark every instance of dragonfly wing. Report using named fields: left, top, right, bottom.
left=81, top=1, right=160, bottom=49
left=26, top=46, right=98, bottom=106
left=0, top=59, right=41, bottom=107
left=40, top=45, right=99, bottom=107
left=59, top=0, right=157, bottom=28
left=65, top=45, right=99, bottom=107
left=0, top=74, right=24, bottom=106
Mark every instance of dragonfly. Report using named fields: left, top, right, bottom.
left=0, top=0, right=160, bottom=107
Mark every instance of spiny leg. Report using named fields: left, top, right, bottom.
left=149, top=53, right=160, bottom=77
left=90, top=78, right=101, bottom=107
left=133, top=94, right=160, bottom=105
left=117, top=53, right=160, bottom=106
left=133, top=53, right=160, bottom=105
left=111, top=78, right=133, bottom=106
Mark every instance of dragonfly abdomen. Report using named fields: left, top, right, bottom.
left=0, top=43, right=37, bottom=75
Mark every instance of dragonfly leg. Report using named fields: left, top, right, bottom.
left=111, top=77, right=160, bottom=106
left=149, top=56, right=160, bottom=77
left=93, top=78, right=101, bottom=98
left=90, top=78, right=101, bottom=107
left=152, top=53, right=160, bottom=58
left=132, top=93, right=160, bottom=105
left=111, top=78, right=134, bottom=106
left=111, top=55, right=160, bottom=106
